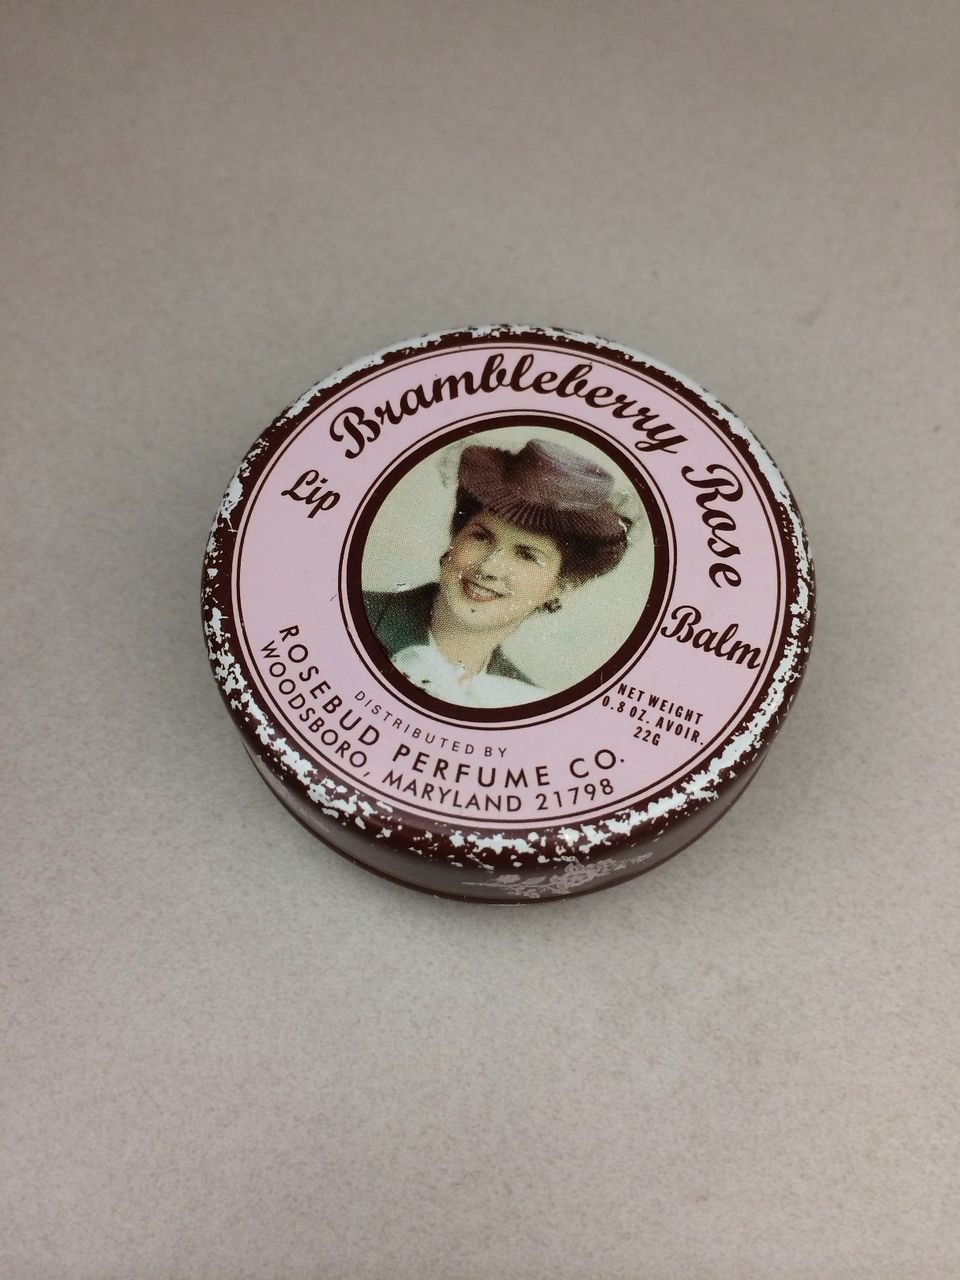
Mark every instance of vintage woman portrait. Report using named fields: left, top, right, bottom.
left=360, top=425, right=657, bottom=710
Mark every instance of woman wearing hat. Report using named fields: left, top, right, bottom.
left=363, top=437, right=632, bottom=708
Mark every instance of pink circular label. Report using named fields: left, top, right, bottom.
left=231, top=334, right=787, bottom=829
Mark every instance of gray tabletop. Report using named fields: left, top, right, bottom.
left=3, top=2, right=958, bottom=1277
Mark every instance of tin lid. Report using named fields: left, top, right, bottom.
left=203, top=327, right=814, bottom=901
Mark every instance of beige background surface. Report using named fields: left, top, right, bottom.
left=2, top=2, right=958, bottom=1278
left=361, top=424, right=656, bottom=691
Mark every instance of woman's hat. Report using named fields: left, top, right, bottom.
left=457, top=439, right=629, bottom=543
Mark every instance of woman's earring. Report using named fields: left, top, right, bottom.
left=543, top=597, right=562, bottom=613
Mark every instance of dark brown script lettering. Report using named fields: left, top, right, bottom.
left=680, top=463, right=744, bottom=587
left=660, top=605, right=762, bottom=669
left=329, top=353, right=689, bottom=458
left=279, top=469, right=341, bottom=516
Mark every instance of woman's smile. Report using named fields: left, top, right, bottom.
left=460, top=576, right=510, bottom=604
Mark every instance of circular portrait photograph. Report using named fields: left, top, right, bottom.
left=357, top=424, right=661, bottom=713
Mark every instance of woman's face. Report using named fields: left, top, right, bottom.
left=438, top=511, right=565, bottom=632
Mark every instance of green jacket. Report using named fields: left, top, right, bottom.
left=362, top=583, right=533, bottom=685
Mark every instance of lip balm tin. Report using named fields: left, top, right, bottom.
left=203, top=326, right=814, bottom=901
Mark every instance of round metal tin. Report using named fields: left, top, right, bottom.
left=203, top=326, right=814, bottom=901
